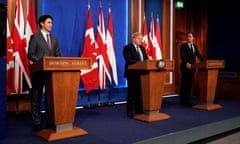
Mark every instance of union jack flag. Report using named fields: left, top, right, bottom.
left=96, top=5, right=111, bottom=89
left=6, top=0, right=37, bottom=94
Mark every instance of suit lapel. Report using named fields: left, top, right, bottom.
left=131, top=43, right=139, bottom=59
left=186, top=43, right=192, bottom=54
left=39, top=32, right=45, bottom=42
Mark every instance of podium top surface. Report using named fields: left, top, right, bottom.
left=30, top=57, right=92, bottom=71
left=192, top=60, right=225, bottom=69
left=128, top=59, right=174, bottom=71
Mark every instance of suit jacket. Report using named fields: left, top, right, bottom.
left=180, top=43, right=204, bottom=70
left=28, top=32, right=61, bottom=62
left=123, top=43, right=148, bottom=77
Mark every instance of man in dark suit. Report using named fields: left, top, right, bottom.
left=28, top=14, right=61, bottom=132
left=180, top=32, right=204, bottom=106
left=123, top=32, right=148, bottom=117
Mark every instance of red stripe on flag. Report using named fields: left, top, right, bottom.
left=27, top=0, right=37, bottom=34
left=155, top=17, right=163, bottom=59
left=106, top=8, right=118, bottom=86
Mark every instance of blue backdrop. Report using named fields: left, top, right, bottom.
left=0, top=0, right=6, bottom=5
left=42, top=0, right=128, bottom=89
left=145, top=0, right=163, bottom=33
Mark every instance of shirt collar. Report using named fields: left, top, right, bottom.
left=41, top=30, right=49, bottom=36
left=133, top=43, right=139, bottom=49
left=188, top=43, right=193, bottom=47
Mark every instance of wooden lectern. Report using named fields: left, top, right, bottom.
left=128, top=60, right=174, bottom=122
left=192, top=60, right=225, bottom=110
left=30, top=57, right=91, bottom=141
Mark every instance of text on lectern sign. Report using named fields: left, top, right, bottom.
left=44, top=57, right=92, bottom=70
left=47, top=60, right=89, bottom=67
left=30, top=57, right=92, bottom=71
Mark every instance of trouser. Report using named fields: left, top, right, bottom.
left=30, top=71, right=47, bottom=126
left=180, top=69, right=195, bottom=103
left=126, top=73, right=143, bottom=114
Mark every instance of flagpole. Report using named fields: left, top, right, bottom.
left=87, top=93, right=92, bottom=108
left=107, top=5, right=114, bottom=106
left=107, top=87, right=114, bottom=106
left=97, top=88, right=102, bottom=107
left=16, top=94, right=19, bottom=113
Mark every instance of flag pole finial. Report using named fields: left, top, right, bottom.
left=88, top=0, right=90, bottom=8
left=108, top=3, right=111, bottom=12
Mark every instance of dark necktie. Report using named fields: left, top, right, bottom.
left=190, top=44, right=194, bottom=54
left=46, top=34, right=51, bottom=49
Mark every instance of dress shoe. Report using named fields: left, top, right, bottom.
left=135, top=111, right=144, bottom=115
left=46, top=123, right=55, bottom=129
left=180, top=102, right=194, bottom=107
left=127, top=111, right=133, bottom=117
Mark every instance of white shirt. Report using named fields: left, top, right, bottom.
left=41, top=30, right=50, bottom=42
left=188, top=43, right=195, bottom=53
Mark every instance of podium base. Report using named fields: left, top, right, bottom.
left=133, top=113, right=170, bottom=122
left=36, top=126, right=88, bottom=141
left=193, top=104, right=222, bottom=111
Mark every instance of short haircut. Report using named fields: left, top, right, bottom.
left=186, top=32, right=195, bottom=37
left=38, top=14, right=53, bottom=28
left=131, top=32, right=142, bottom=39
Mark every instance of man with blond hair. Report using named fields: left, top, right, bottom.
left=123, top=32, right=148, bottom=117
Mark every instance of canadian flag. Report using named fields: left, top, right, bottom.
left=95, top=5, right=111, bottom=89
left=148, top=15, right=162, bottom=60
left=142, top=15, right=150, bottom=58
left=155, top=17, right=163, bottom=59
left=106, top=8, right=118, bottom=86
left=6, top=18, right=15, bottom=94
left=11, top=0, right=32, bottom=93
left=81, top=4, right=100, bottom=93
left=148, top=15, right=156, bottom=59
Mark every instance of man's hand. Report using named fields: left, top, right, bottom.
left=186, top=63, right=192, bottom=69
